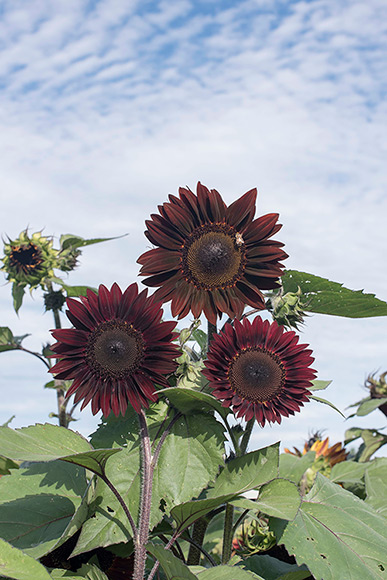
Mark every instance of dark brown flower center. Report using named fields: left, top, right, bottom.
left=86, top=319, right=145, bottom=379
left=9, top=243, right=43, bottom=274
left=181, top=224, right=246, bottom=290
left=228, top=347, right=285, bottom=403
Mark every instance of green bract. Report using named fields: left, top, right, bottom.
left=1, top=230, right=59, bottom=289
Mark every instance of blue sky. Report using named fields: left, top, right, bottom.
left=1, top=0, right=386, bottom=451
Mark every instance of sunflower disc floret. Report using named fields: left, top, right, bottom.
left=202, top=316, right=316, bottom=426
left=50, top=283, right=180, bottom=416
left=137, top=182, right=287, bottom=324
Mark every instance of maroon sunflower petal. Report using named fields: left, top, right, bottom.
left=203, top=315, right=316, bottom=427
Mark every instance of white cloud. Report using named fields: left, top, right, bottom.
left=0, top=0, right=386, bottom=448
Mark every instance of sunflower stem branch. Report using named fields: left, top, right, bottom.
left=99, top=471, right=138, bottom=542
left=207, top=321, right=217, bottom=352
left=16, top=346, right=51, bottom=369
left=133, top=409, right=154, bottom=580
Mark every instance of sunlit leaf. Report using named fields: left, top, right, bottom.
left=0, top=537, right=52, bottom=580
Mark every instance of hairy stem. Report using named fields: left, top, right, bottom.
left=48, top=284, right=68, bottom=428
left=17, top=346, right=51, bottom=369
left=240, top=417, right=255, bottom=455
left=207, top=321, right=217, bottom=351
left=133, top=410, right=153, bottom=580
left=187, top=517, right=209, bottom=566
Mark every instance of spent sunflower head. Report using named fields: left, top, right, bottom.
left=137, top=182, right=287, bottom=324
left=49, top=283, right=180, bottom=416
left=1, top=230, right=58, bottom=289
left=202, top=316, right=316, bottom=426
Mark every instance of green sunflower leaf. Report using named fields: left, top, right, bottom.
left=352, top=397, right=387, bottom=417
left=170, top=494, right=238, bottom=533
left=0, top=423, right=92, bottom=462
left=147, top=542, right=198, bottom=579
left=365, top=458, right=387, bottom=517
left=330, top=461, right=367, bottom=486
left=11, top=283, right=25, bottom=314
left=0, top=460, right=87, bottom=558
left=309, top=395, right=345, bottom=417
left=309, top=380, right=331, bottom=392
left=208, top=443, right=279, bottom=498
left=237, top=554, right=310, bottom=580
left=196, top=564, right=264, bottom=579
left=0, top=537, right=53, bottom=580
left=74, top=401, right=225, bottom=555
left=279, top=452, right=316, bottom=485
left=271, top=474, right=387, bottom=580
left=59, top=234, right=125, bottom=251
left=281, top=270, right=387, bottom=318
left=158, top=387, right=230, bottom=419
left=231, top=478, right=301, bottom=521
left=0, top=455, right=19, bottom=475
left=61, top=284, right=98, bottom=298
left=50, top=563, right=109, bottom=579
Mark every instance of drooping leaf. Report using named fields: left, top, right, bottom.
left=60, top=448, right=122, bottom=478
left=158, top=387, right=230, bottom=419
left=353, top=397, right=387, bottom=417
left=272, top=474, right=387, bottom=580
left=147, top=543, right=198, bottom=579
left=231, top=479, right=301, bottom=521
left=12, top=283, right=25, bottom=314
left=358, top=430, right=387, bottom=462
left=170, top=494, right=237, bottom=533
left=278, top=452, right=316, bottom=485
left=0, top=460, right=87, bottom=558
left=50, top=563, right=109, bottom=579
left=191, top=329, right=207, bottom=352
left=237, top=554, right=310, bottom=580
left=208, top=444, right=279, bottom=498
left=0, top=537, right=52, bottom=580
left=0, top=423, right=92, bottom=462
left=282, top=270, right=387, bottom=318
left=309, top=394, right=345, bottom=417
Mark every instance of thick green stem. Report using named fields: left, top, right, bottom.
left=133, top=410, right=153, bottom=580
left=221, top=503, right=234, bottom=564
left=187, top=517, right=209, bottom=565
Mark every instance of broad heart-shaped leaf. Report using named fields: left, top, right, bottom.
left=279, top=452, right=316, bottom=485
left=147, top=543, right=198, bottom=580
left=231, top=479, right=301, bottom=521
left=170, top=494, right=238, bottom=533
left=60, top=448, right=122, bottom=478
left=196, top=565, right=264, bottom=579
left=330, top=460, right=367, bottom=485
left=281, top=270, right=387, bottom=318
left=157, top=387, right=230, bottom=419
left=0, top=537, right=52, bottom=580
left=238, top=554, right=310, bottom=580
left=0, top=424, right=92, bottom=462
left=272, top=474, right=387, bottom=580
left=0, top=460, right=87, bottom=558
left=74, top=401, right=225, bottom=555
left=208, top=443, right=279, bottom=498
left=364, top=458, right=387, bottom=517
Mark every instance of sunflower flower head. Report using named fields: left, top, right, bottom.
left=203, top=316, right=316, bottom=427
left=50, top=283, right=180, bottom=416
left=1, top=230, right=58, bottom=289
left=137, top=182, right=287, bottom=324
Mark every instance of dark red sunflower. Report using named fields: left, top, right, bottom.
left=202, top=316, right=316, bottom=426
left=49, top=283, right=179, bottom=416
left=137, top=182, right=287, bottom=325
